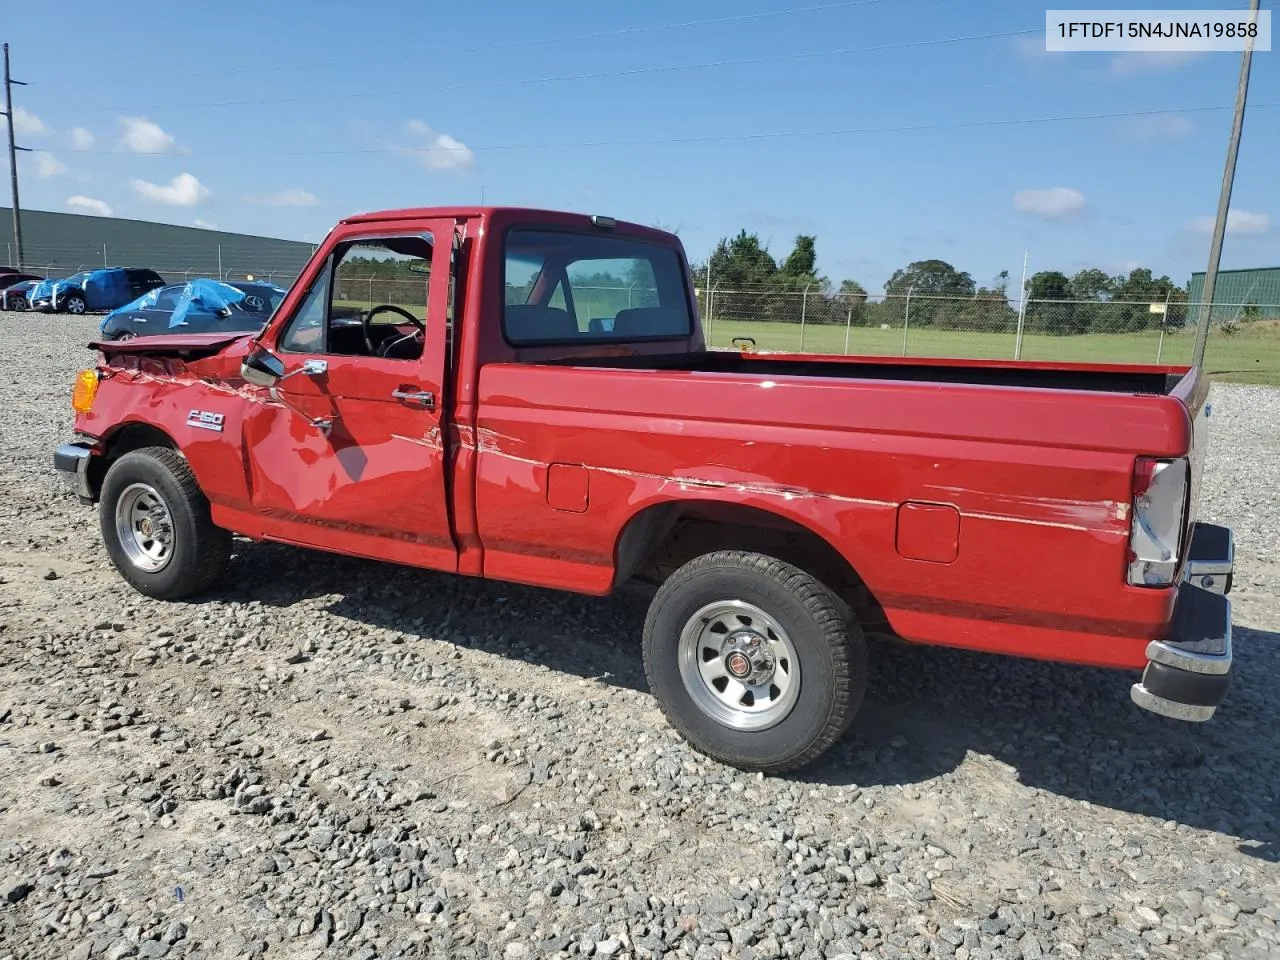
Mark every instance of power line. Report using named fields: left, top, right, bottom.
left=156, top=0, right=911, bottom=80
left=63, top=101, right=1280, bottom=160
left=82, top=25, right=1035, bottom=114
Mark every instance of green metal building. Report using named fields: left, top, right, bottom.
left=1187, top=265, right=1280, bottom=324
left=0, top=206, right=316, bottom=285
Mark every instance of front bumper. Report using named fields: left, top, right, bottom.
left=54, top=441, right=97, bottom=504
left=1130, top=521, right=1235, bottom=722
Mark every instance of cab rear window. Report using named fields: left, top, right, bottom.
left=502, top=228, right=693, bottom=344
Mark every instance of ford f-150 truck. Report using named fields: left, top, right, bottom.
left=53, top=206, right=1236, bottom=773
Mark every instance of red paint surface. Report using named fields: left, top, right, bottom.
left=547, top=463, right=590, bottom=513
left=896, top=502, right=960, bottom=563
left=70, top=206, right=1210, bottom=673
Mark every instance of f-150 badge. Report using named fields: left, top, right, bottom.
left=186, top=409, right=225, bottom=432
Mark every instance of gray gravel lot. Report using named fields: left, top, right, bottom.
left=1, top=312, right=1277, bottom=960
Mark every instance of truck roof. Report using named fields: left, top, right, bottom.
left=338, top=206, right=674, bottom=240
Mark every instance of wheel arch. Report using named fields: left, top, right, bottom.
left=87, top=421, right=182, bottom=499
left=613, top=498, right=884, bottom=627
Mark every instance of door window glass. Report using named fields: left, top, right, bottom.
left=278, top=234, right=434, bottom=359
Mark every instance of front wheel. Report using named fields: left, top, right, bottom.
left=99, top=447, right=231, bottom=600
left=64, top=295, right=87, bottom=315
left=642, top=550, right=867, bottom=773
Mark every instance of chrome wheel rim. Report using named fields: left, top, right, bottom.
left=678, top=600, right=801, bottom=731
left=67, top=298, right=85, bottom=314
left=114, top=482, right=175, bottom=572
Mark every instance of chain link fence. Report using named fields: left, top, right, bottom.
left=694, top=287, right=1280, bottom=365
left=13, top=247, right=1277, bottom=370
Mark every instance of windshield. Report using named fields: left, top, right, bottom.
left=502, top=228, right=692, bottom=345
left=63, top=272, right=91, bottom=285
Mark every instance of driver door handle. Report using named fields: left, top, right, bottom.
left=391, top=387, right=435, bottom=410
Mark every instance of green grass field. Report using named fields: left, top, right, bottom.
left=703, top=318, right=1280, bottom=386
left=330, top=294, right=1280, bottom=387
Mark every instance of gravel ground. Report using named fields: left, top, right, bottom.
left=1, top=312, right=1278, bottom=960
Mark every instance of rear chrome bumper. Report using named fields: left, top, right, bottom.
left=1131, top=522, right=1235, bottom=722
left=53, top=441, right=97, bottom=504
left=1183, top=521, right=1233, bottom=595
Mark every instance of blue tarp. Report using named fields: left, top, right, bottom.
left=82, top=268, right=130, bottom=311
left=29, top=279, right=58, bottom=301
left=48, top=272, right=91, bottom=304
left=169, top=279, right=253, bottom=328
left=100, top=286, right=163, bottom=332
left=40, top=269, right=133, bottom=311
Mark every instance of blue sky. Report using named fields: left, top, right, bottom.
left=5, top=0, right=1278, bottom=291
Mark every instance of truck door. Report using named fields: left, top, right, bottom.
left=242, top=222, right=457, bottom=572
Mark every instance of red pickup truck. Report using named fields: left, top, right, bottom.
left=54, top=206, right=1236, bottom=773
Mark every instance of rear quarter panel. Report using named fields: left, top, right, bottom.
left=473, top=363, right=1193, bottom=668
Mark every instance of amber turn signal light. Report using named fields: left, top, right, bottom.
left=71, top=368, right=99, bottom=414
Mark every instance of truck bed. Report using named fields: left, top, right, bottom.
left=473, top=351, right=1205, bottom=670
left=553, top=350, right=1188, bottom=395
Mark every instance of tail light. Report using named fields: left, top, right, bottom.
left=1127, top=456, right=1188, bottom=586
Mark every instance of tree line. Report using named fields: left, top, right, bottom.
left=687, top=231, right=1192, bottom=334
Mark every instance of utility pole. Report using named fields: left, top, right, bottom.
left=1014, top=250, right=1029, bottom=360
left=1192, top=0, right=1260, bottom=369
left=3, top=43, right=31, bottom=269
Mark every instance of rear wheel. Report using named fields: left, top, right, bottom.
left=99, top=447, right=231, bottom=600
left=642, top=550, right=867, bottom=773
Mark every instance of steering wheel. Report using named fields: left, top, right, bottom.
left=362, top=304, right=424, bottom=355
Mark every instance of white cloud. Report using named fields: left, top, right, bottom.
left=1118, top=114, right=1194, bottom=143
left=1109, top=51, right=1203, bottom=76
left=402, top=119, right=474, bottom=172
left=131, top=172, right=210, bottom=206
left=1013, top=34, right=1067, bottom=66
left=33, top=151, right=68, bottom=178
left=69, top=127, right=95, bottom=150
left=192, top=218, right=219, bottom=230
left=117, top=115, right=183, bottom=154
left=67, top=195, right=113, bottom=217
left=7, top=106, right=46, bottom=135
left=246, top=187, right=319, bottom=207
left=1013, top=187, right=1086, bottom=219
left=1190, top=209, right=1271, bottom=237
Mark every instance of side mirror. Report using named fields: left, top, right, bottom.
left=241, top=345, right=286, bottom=386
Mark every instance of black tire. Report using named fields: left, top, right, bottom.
left=642, top=550, right=867, bottom=774
left=98, top=446, right=231, bottom=600
left=64, top=294, right=87, bottom=315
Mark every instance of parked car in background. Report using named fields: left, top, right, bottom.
left=99, top=279, right=288, bottom=340
left=1, top=276, right=45, bottom=311
left=30, top=267, right=166, bottom=315
left=0, top=268, right=43, bottom=288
